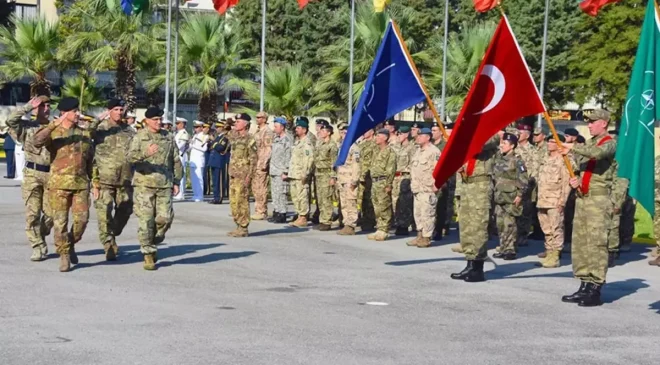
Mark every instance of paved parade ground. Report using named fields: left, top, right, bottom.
left=0, top=169, right=659, bottom=365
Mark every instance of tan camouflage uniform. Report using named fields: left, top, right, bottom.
left=368, top=144, right=396, bottom=239
left=537, top=153, right=572, bottom=253
left=358, top=138, right=377, bottom=229
left=411, top=143, right=441, bottom=241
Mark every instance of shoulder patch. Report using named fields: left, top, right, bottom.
left=517, top=160, right=527, bottom=173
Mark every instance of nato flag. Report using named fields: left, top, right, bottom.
left=335, top=20, right=426, bottom=166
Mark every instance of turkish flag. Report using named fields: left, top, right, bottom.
left=298, top=0, right=310, bottom=9
left=213, top=0, right=239, bottom=15
left=472, top=0, right=499, bottom=13
left=432, top=16, right=546, bottom=188
left=579, top=0, right=621, bottom=16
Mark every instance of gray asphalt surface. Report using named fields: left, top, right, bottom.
left=0, top=166, right=658, bottom=365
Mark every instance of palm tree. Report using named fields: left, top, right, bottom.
left=54, top=75, right=106, bottom=111
left=149, top=13, right=256, bottom=123
left=59, top=0, right=160, bottom=111
left=426, top=21, right=496, bottom=117
left=0, top=16, right=59, bottom=97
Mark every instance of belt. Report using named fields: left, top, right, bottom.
left=26, top=161, right=50, bottom=173
left=585, top=188, right=609, bottom=197
left=394, top=172, right=410, bottom=177
left=465, top=175, right=490, bottom=184
left=316, top=168, right=332, bottom=173
left=372, top=176, right=388, bottom=182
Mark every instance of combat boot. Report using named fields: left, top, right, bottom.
left=143, top=254, right=156, bottom=271
left=450, top=260, right=474, bottom=280
left=155, top=235, right=165, bottom=245
left=651, top=247, right=659, bottom=258
left=433, top=231, right=443, bottom=241
left=30, top=244, right=48, bottom=262
left=316, top=223, right=331, bottom=231
left=540, top=251, right=560, bottom=268
left=290, top=214, right=298, bottom=223
left=407, top=233, right=422, bottom=247
left=451, top=245, right=464, bottom=253
left=416, top=237, right=431, bottom=248
left=537, top=250, right=548, bottom=259
left=578, top=283, right=603, bottom=307
left=373, top=231, right=389, bottom=241
left=277, top=213, right=288, bottom=223
left=235, top=227, right=249, bottom=237
left=227, top=226, right=242, bottom=237
left=607, top=252, right=618, bottom=268
left=394, top=227, right=409, bottom=236
left=290, top=216, right=308, bottom=228
left=648, top=256, right=660, bottom=266
left=69, top=245, right=79, bottom=265
left=337, top=226, right=355, bottom=235
left=561, top=282, right=588, bottom=303
left=367, top=232, right=377, bottom=240
left=59, top=254, right=71, bottom=272
left=104, top=240, right=119, bottom=262
left=464, top=260, right=485, bottom=282
left=251, top=213, right=266, bottom=220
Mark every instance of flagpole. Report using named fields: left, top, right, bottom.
left=164, top=0, right=172, bottom=118
left=348, top=0, right=355, bottom=123
left=390, top=20, right=449, bottom=139
left=543, top=111, right=576, bottom=178
left=440, top=0, right=449, bottom=122
left=172, top=0, right=180, bottom=119
left=259, top=0, right=266, bottom=111
left=536, top=0, right=550, bottom=128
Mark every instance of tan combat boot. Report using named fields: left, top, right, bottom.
left=143, top=254, right=156, bottom=271
left=337, top=226, right=355, bottom=235
left=234, top=227, right=249, bottom=237
left=30, top=244, right=48, bottom=262
left=251, top=213, right=266, bottom=220
left=416, top=237, right=431, bottom=248
left=651, top=247, right=659, bottom=258
left=451, top=245, right=464, bottom=253
left=407, top=232, right=422, bottom=247
left=649, top=256, right=660, bottom=266
left=541, top=251, right=560, bottom=268
left=290, top=216, right=308, bottom=228
left=59, top=254, right=71, bottom=272
left=373, top=231, right=389, bottom=241
left=367, top=232, right=377, bottom=240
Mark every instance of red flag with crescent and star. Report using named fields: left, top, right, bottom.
left=579, top=0, right=622, bottom=16
left=432, top=16, right=546, bottom=188
left=213, top=0, right=239, bottom=15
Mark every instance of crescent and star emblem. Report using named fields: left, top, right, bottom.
left=473, top=65, right=506, bottom=115
left=623, top=70, right=655, bottom=138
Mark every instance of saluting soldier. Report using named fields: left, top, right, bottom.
left=336, top=123, right=361, bottom=235
left=269, top=117, right=292, bottom=223
left=251, top=111, right=273, bottom=220
left=33, top=97, right=95, bottom=272
left=5, top=96, right=54, bottom=261
left=226, top=113, right=257, bottom=237
left=128, top=106, right=183, bottom=270
left=408, top=128, right=440, bottom=248
left=173, top=117, right=189, bottom=201
left=367, top=129, right=396, bottom=241
left=314, top=123, right=338, bottom=231
left=392, top=126, right=414, bottom=236
left=286, top=118, right=315, bottom=228
left=208, top=120, right=230, bottom=205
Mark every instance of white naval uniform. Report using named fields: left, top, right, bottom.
left=189, top=132, right=209, bottom=202
left=14, top=142, right=25, bottom=181
left=174, top=128, right=190, bottom=200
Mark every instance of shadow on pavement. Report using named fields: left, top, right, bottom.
left=649, top=300, right=660, bottom=314
left=248, top=226, right=310, bottom=237
left=613, top=245, right=654, bottom=267
left=74, top=243, right=226, bottom=269
left=159, top=250, right=258, bottom=267
left=602, top=278, right=650, bottom=304
left=385, top=257, right=464, bottom=266
left=486, top=261, right=574, bottom=280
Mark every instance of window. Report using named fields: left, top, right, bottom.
left=14, top=4, right=37, bottom=19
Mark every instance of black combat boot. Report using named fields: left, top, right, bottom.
left=561, top=282, right=588, bottom=303
left=278, top=213, right=288, bottom=223
left=502, top=252, right=517, bottom=261
left=607, top=252, right=618, bottom=268
left=432, top=231, right=443, bottom=241
left=578, top=283, right=603, bottom=307
left=394, top=227, right=409, bottom=236
left=450, top=261, right=474, bottom=280
left=464, top=260, right=485, bottom=282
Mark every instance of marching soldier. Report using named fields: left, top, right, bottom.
left=173, top=117, right=189, bottom=200
left=358, top=129, right=377, bottom=231
left=408, top=128, right=440, bottom=248
left=128, top=106, right=183, bottom=270
left=336, top=123, right=361, bottom=235
left=5, top=96, right=54, bottom=261
left=314, top=124, right=338, bottom=230
left=251, top=111, right=273, bottom=220
left=392, top=126, right=414, bottom=236
left=367, top=129, right=396, bottom=241
left=33, top=97, right=95, bottom=272
left=269, top=117, right=292, bottom=223
left=91, top=98, right=135, bottom=261
left=208, top=120, right=230, bottom=204
left=189, top=120, right=209, bottom=202
left=286, top=118, right=315, bottom=228
left=514, top=124, right=536, bottom=247
left=226, top=113, right=257, bottom=237
left=560, top=109, right=617, bottom=307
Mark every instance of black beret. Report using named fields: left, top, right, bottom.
left=58, top=97, right=79, bottom=112
left=546, top=134, right=566, bottom=143
left=564, top=128, right=579, bottom=137
left=411, top=122, right=421, bottom=128
left=384, top=120, right=396, bottom=126
left=235, top=113, right=252, bottom=122
left=502, top=132, right=518, bottom=144
left=576, top=135, right=586, bottom=143
left=444, top=122, right=455, bottom=129
left=106, top=98, right=125, bottom=109
left=316, top=119, right=330, bottom=127
left=144, top=106, right=164, bottom=119
left=321, top=124, right=334, bottom=133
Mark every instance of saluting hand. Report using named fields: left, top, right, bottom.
left=28, top=97, right=43, bottom=110
left=147, top=144, right=159, bottom=157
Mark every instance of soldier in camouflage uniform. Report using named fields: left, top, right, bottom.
left=607, top=159, right=629, bottom=268
left=450, top=134, right=499, bottom=282
left=562, top=128, right=580, bottom=253
left=250, top=111, right=273, bottom=220
left=33, top=97, right=95, bottom=272
left=90, top=99, right=135, bottom=261
left=431, top=125, right=449, bottom=240
left=226, top=113, right=257, bottom=237
left=442, top=123, right=457, bottom=236
left=358, top=129, right=377, bottom=231
left=560, top=109, right=616, bottom=307
left=529, top=126, right=548, bottom=240
left=336, top=123, right=361, bottom=235
left=268, top=117, right=292, bottom=224
left=491, top=133, right=529, bottom=261
left=286, top=118, right=315, bottom=228
left=6, top=96, right=54, bottom=261
left=651, top=154, right=660, bottom=266
left=392, top=126, right=414, bottom=236
left=408, top=128, right=440, bottom=248
left=514, top=124, right=536, bottom=247
left=314, top=123, right=338, bottom=231
left=128, top=106, right=182, bottom=270
left=366, top=129, right=396, bottom=241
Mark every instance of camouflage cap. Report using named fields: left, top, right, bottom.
left=585, top=109, right=611, bottom=123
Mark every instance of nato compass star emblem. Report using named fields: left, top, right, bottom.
left=624, top=70, right=655, bottom=137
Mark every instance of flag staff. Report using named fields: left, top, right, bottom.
left=347, top=0, right=356, bottom=123
left=391, top=20, right=449, bottom=140
left=259, top=0, right=266, bottom=111
left=536, top=0, right=550, bottom=128
left=173, top=0, right=180, bottom=118
left=440, top=0, right=449, bottom=122
left=164, top=0, right=173, bottom=118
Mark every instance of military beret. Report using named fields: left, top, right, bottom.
left=106, top=98, right=125, bottom=110
left=235, top=113, right=252, bottom=122
left=316, top=119, right=330, bottom=128
left=384, top=120, right=396, bottom=126
left=193, top=120, right=204, bottom=127
left=418, top=127, right=432, bottom=136
left=377, top=128, right=390, bottom=136
left=546, top=134, right=566, bottom=143
left=321, top=124, right=334, bottom=133
left=337, top=122, right=348, bottom=131
left=295, top=117, right=309, bottom=129
left=162, top=119, right=173, bottom=125
left=411, top=122, right=421, bottom=128
left=502, top=132, right=518, bottom=144
left=398, top=126, right=411, bottom=133
left=576, top=135, right=586, bottom=143
left=517, top=124, right=532, bottom=132
left=585, top=109, right=611, bottom=123
left=58, top=97, right=79, bottom=112
left=274, top=117, right=287, bottom=126
left=564, top=128, right=579, bottom=136
left=444, top=122, right=455, bottom=129
left=144, top=106, right=164, bottom=119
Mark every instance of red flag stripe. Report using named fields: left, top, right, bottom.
left=298, top=0, right=309, bottom=9
left=213, top=0, right=239, bottom=15
left=579, top=0, right=621, bottom=16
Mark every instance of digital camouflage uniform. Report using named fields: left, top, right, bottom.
left=358, top=138, right=377, bottom=229
left=314, top=137, right=338, bottom=226
left=128, top=128, right=182, bottom=255
left=269, top=132, right=292, bottom=215
left=288, top=135, right=315, bottom=220
left=336, top=142, right=361, bottom=231
left=608, top=161, right=629, bottom=255
left=537, top=153, right=572, bottom=261
left=515, top=141, right=537, bottom=246
left=571, top=134, right=617, bottom=285
left=410, top=143, right=441, bottom=244
left=459, top=135, right=499, bottom=261
left=251, top=124, right=273, bottom=218
left=5, top=104, right=53, bottom=258
left=227, top=130, right=257, bottom=232
left=91, top=119, right=135, bottom=256
left=367, top=144, right=396, bottom=239
left=33, top=120, right=94, bottom=263
left=492, top=149, right=529, bottom=255
left=392, top=140, right=414, bottom=230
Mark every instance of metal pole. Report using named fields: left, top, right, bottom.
left=164, top=0, right=172, bottom=118
left=173, top=0, right=180, bottom=118
left=537, top=0, right=550, bottom=128
left=440, top=0, right=449, bottom=122
left=347, top=0, right=355, bottom=122
left=259, top=0, right=266, bottom=111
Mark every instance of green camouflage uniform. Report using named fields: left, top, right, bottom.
left=5, top=104, right=53, bottom=251
left=515, top=141, right=537, bottom=246
left=227, top=130, right=257, bottom=229
left=392, top=140, right=414, bottom=230
left=571, top=134, right=617, bottom=285
left=493, top=149, right=529, bottom=254
left=314, top=138, right=338, bottom=225
left=92, top=120, right=135, bottom=251
left=33, top=121, right=94, bottom=255
left=358, top=138, right=377, bottom=229
left=607, top=161, right=629, bottom=254
left=128, top=129, right=182, bottom=254
left=369, top=145, right=396, bottom=234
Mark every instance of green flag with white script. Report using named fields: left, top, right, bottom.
left=616, top=0, right=660, bottom=216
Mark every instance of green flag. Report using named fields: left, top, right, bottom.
left=616, top=0, right=660, bottom=216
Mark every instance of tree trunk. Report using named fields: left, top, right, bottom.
left=115, top=50, right=137, bottom=112
left=30, top=75, right=51, bottom=98
left=198, top=91, right=218, bottom=124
